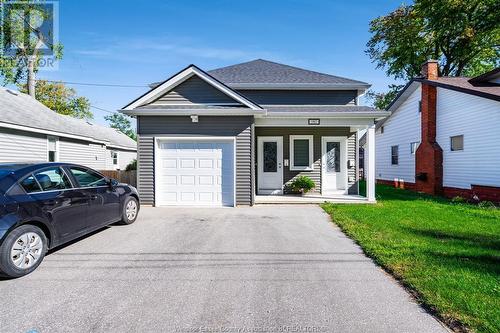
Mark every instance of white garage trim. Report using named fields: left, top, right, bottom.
left=154, top=136, right=236, bottom=207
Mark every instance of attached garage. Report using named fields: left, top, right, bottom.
left=155, top=138, right=235, bottom=206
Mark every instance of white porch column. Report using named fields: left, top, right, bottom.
left=366, top=124, right=376, bottom=202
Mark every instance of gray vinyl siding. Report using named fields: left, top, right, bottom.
left=0, top=128, right=48, bottom=162
left=347, top=132, right=358, bottom=194
left=237, top=90, right=357, bottom=105
left=137, top=136, right=155, bottom=205
left=146, top=76, right=241, bottom=106
left=0, top=127, right=136, bottom=172
left=59, top=138, right=107, bottom=169
left=137, top=116, right=254, bottom=206
left=255, top=127, right=358, bottom=194
left=105, top=148, right=137, bottom=170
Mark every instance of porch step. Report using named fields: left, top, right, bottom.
left=254, top=195, right=372, bottom=205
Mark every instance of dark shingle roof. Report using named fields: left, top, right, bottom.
left=0, top=88, right=137, bottom=149
left=414, top=76, right=500, bottom=102
left=208, top=59, right=370, bottom=87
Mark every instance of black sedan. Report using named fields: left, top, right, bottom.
left=0, top=162, right=140, bottom=278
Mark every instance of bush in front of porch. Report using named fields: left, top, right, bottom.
left=321, top=183, right=500, bottom=333
left=289, top=176, right=316, bottom=194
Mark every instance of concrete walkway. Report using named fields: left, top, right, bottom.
left=0, top=206, right=448, bottom=333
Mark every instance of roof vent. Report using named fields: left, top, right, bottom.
left=6, top=89, right=19, bottom=96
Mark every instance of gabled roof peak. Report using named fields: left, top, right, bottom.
left=208, top=59, right=370, bottom=87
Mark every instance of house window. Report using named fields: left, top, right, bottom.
left=289, top=135, right=313, bottom=171
left=418, top=101, right=422, bottom=113
left=410, top=142, right=420, bottom=154
left=380, top=126, right=384, bottom=134
left=391, top=145, right=399, bottom=165
left=47, top=136, right=58, bottom=162
left=451, top=135, right=464, bottom=151
left=111, top=151, right=118, bottom=166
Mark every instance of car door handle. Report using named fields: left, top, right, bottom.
left=89, top=195, right=98, bottom=200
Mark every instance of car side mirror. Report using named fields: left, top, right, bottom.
left=107, top=178, right=119, bottom=188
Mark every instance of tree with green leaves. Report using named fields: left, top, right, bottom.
left=0, top=0, right=63, bottom=96
left=19, top=80, right=93, bottom=119
left=366, top=0, right=500, bottom=108
left=105, top=113, right=136, bottom=141
left=365, top=84, right=404, bottom=110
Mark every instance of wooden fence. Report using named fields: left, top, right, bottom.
left=99, top=170, right=137, bottom=187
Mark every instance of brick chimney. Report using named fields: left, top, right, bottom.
left=421, top=60, right=439, bottom=80
left=415, top=60, right=443, bottom=195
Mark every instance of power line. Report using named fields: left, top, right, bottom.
left=90, top=104, right=116, bottom=114
left=37, top=79, right=149, bottom=88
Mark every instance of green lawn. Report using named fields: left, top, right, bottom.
left=321, top=183, right=500, bottom=333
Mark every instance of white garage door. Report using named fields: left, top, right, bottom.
left=156, top=139, right=235, bottom=206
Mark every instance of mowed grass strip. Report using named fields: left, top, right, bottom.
left=321, top=183, right=500, bottom=333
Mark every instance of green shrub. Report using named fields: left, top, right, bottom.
left=290, top=176, right=315, bottom=194
left=125, top=159, right=137, bottom=171
left=451, top=196, right=466, bottom=204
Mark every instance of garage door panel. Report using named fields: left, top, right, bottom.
left=157, top=139, right=234, bottom=206
left=162, top=159, right=177, bottom=168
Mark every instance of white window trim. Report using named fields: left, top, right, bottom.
left=111, top=151, right=119, bottom=167
left=289, top=135, right=314, bottom=171
left=391, top=145, right=399, bottom=165
left=47, top=136, right=59, bottom=162
left=410, top=141, right=420, bottom=155
left=450, top=135, right=464, bottom=152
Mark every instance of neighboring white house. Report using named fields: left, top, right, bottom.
left=374, top=62, right=500, bottom=202
left=0, top=88, right=137, bottom=170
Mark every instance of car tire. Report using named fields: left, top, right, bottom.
left=0, top=224, right=47, bottom=278
left=120, top=196, right=139, bottom=225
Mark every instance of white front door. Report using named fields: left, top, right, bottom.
left=156, top=139, right=235, bottom=206
left=257, top=136, right=283, bottom=194
left=321, top=136, right=347, bottom=194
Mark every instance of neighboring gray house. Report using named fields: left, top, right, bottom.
left=121, top=59, right=388, bottom=206
left=0, top=88, right=137, bottom=170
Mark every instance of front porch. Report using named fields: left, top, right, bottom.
left=255, top=193, right=371, bottom=204
left=253, top=120, right=377, bottom=203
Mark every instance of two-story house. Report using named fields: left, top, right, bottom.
left=121, top=59, right=387, bottom=206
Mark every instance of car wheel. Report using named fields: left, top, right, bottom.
left=121, top=196, right=139, bottom=225
left=0, top=225, right=47, bottom=278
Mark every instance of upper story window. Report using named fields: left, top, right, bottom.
left=450, top=135, right=464, bottom=151
left=47, top=136, right=58, bottom=162
left=391, top=145, right=399, bottom=165
left=289, top=135, right=314, bottom=171
left=380, top=126, right=384, bottom=134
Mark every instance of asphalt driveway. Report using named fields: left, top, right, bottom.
left=0, top=205, right=448, bottom=333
